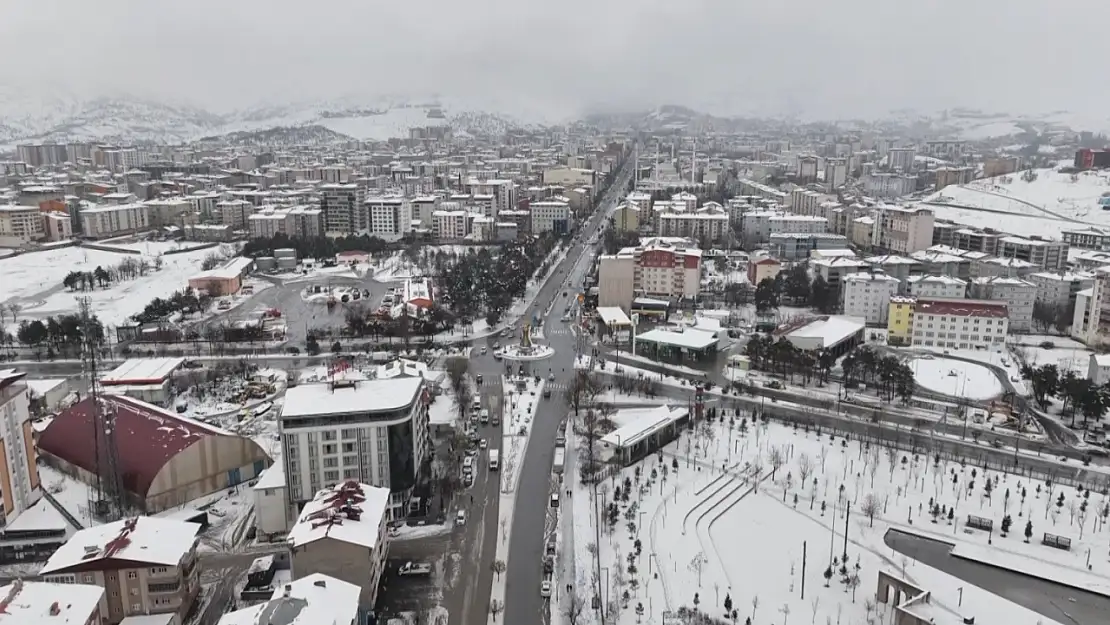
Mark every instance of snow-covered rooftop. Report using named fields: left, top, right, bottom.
left=286, top=481, right=389, bottom=551
left=39, top=516, right=199, bottom=575
left=781, top=315, right=865, bottom=348
left=282, top=376, right=424, bottom=419
left=636, top=327, right=717, bottom=351
left=601, top=405, right=689, bottom=449
left=100, top=357, right=185, bottom=385
left=216, top=573, right=360, bottom=625
left=0, top=580, right=104, bottom=625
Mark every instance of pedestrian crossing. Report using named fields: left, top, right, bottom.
left=478, top=378, right=568, bottom=392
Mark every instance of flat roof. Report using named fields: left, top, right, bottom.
left=40, top=516, right=200, bottom=575
left=916, top=298, right=1008, bottom=318
left=784, top=316, right=865, bottom=348
left=254, top=465, right=286, bottom=491
left=287, top=481, right=390, bottom=550
left=636, top=328, right=718, bottom=351
left=100, top=357, right=184, bottom=385
left=602, top=405, right=689, bottom=449
left=596, top=307, right=632, bottom=326
left=0, top=580, right=105, bottom=625
left=216, top=573, right=360, bottom=625
left=282, top=377, right=424, bottom=419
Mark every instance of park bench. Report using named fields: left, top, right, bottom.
left=966, top=515, right=993, bottom=532
left=1041, top=533, right=1072, bottom=550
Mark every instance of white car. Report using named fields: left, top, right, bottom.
left=456, top=509, right=467, bottom=526
left=540, top=581, right=552, bottom=597
left=479, top=439, right=488, bottom=450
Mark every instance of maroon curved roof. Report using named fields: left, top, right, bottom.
left=38, top=394, right=229, bottom=497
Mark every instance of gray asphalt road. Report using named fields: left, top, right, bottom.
left=884, top=529, right=1110, bottom=625
left=501, top=155, right=635, bottom=625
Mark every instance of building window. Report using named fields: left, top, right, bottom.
left=127, top=571, right=137, bottom=579
left=323, top=444, right=337, bottom=455
left=132, top=604, right=141, bottom=613
left=324, top=470, right=340, bottom=482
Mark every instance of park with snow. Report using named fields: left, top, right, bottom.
left=565, top=409, right=1110, bottom=625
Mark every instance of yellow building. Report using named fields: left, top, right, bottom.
left=610, top=203, right=641, bottom=232
left=887, top=296, right=916, bottom=345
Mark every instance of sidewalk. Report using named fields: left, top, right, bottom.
left=556, top=419, right=578, bottom=624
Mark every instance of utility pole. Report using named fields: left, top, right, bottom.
left=800, top=541, right=807, bottom=600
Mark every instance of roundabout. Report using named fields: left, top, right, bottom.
left=496, top=323, right=555, bottom=362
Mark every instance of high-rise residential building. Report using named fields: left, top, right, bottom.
left=872, top=205, right=934, bottom=254
left=841, top=272, right=900, bottom=324
left=909, top=298, right=1010, bottom=350
left=365, top=197, right=410, bottom=239
left=0, top=370, right=41, bottom=526
left=320, top=184, right=366, bottom=235
left=969, top=277, right=1037, bottom=332
left=597, top=238, right=702, bottom=311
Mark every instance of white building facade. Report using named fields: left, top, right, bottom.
left=841, top=272, right=900, bottom=325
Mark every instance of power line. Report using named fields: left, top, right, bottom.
left=80, top=297, right=125, bottom=522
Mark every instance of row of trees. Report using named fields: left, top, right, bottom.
left=1031, top=300, right=1076, bottom=335
left=61, top=254, right=165, bottom=292
left=241, top=232, right=393, bottom=260
left=4, top=313, right=105, bottom=357
left=343, top=304, right=454, bottom=342
left=744, top=335, right=837, bottom=386
left=132, top=287, right=212, bottom=325
left=1021, top=363, right=1110, bottom=427
left=842, top=346, right=916, bottom=404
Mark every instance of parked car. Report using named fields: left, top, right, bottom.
left=456, top=510, right=467, bottom=526
left=399, top=562, right=432, bottom=576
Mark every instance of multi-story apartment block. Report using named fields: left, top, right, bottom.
left=280, top=374, right=430, bottom=519
left=841, top=272, right=900, bottom=324
left=0, top=370, right=41, bottom=527
left=320, top=184, right=367, bottom=235
left=432, top=209, right=469, bottom=240
left=1027, top=271, right=1095, bottom=308
left=1061, top=226, right=1110, bottom=251
left=287, top=205, right=325, bottom=239
left=530, top=200, right=572, bottom=235
left=217, top=573, right=360, bottom=625
left=80, top=203, right=150, bottom=239
left=365, top=197, right=410, bottom=239
left=286, top=481, right=391, bottom=611
left=997, top=236, right=1069, bottom=271
left=214, top=200, right=252, bottom=230
left=610, top=203, right=642, bottom=233
left=737, top=179, right=788, bottom=204
left=739, top=211, right=828, bottom=244
left=886, top=147, right=916, bottom=172
left=1071, top=267, right=1110, bottom=346
left=969, top=276, right=1036, bottom=332
left=910, top=249, right=971, bottom=281
left=909, top=298, right=1010, bottom=349
left=42, top=211, right=73, bottom=241
left=810, top=257, right=869, bottom=292
left=824, top=158, right=848, bottom=190
left=656, top=205, right=729, bottom=240
left=864, top=173, right=917, bottom=198
left=143, top=198, right=191, bottom=228
left=906, top=275, right=967, bottom=300
left=597, top=238, right=702, bottom=311
left=934, top=166, right=975, bottom=190
left=0, top=205, right=45, bottom=246
left=862, top=255, right=923, bottom=294
left=769, top=232, right=849, bottom=261
left=39, top=517, right=201, bottom=625
left=872, top=205, right=934, bottom=254
left=410, top=196, right=441, bottom=229
left=1072, top=286, right=1096, bottom=344
left=247, top=209, right=288, bottom=239
left=886, top=296, right=916, bottom=345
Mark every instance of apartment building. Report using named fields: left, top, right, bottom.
left=542, top=166, right=596, bottom=191
left=1027, top=272, right=1095, bottom=308
left=1072, top=287, right=1096, bottom=344
left=43, top=211, right=73, bottom=241
left=906, top=275, right=967, bottom=299
left=886, top=147, right=916, bottom=171
left=0, top=370, right=41, bottom=527
left=530, top=200, right=572, bottom=235
left=864, top=173, right=917, bottom=198
left=320, top=184, right=366, bottom=235
left=934, top=166, right=975, bottom=190
left=1073, top=267, right=1110, bottom=346
left=1061, top=226, right=1110, bottom=251
left=465, top=178, right=515, bottom=216
left=740, top=211, right=828, bottom=244
left=909, top=298, right=1010, bottom=349
left=886, top=296, right=916, bottom=345
left=910, top=249, right=971, bottom=281
left=287, top=481, right=391, bottom=610
left=247, top=209, right=287, bottom=239
left=862, top=255, right=923, bottom=293
left=280, top=374, right=430, bottom=519
left=769, top=232, right=850, bottom=261
left=432, top=209, right=469, bottom=239
left=997, top=236, right=1069, bottom=271
left=872, top=205, right=934, bottom=254
left=610, top=203, right=641, bottom=233
left=810, top=257, right=869, bottom=292
left=0, top=580, right=106, bottom=625
left=214, top=200, right=252, bottom=230
left=656, top=205, right=729, bottom=240
left=737, top=179, right=788, bottom=204
left=0, top=205, right=45, bottom=246
left=143, top=199, right=191, bottom=228
left=287, top=205, right=325, bottom=239
left=597, top=238, right=702, bottom=311
left=969, top=277, right=1036, bottom=332
left=39, top=517, right=201, bottom=625
left=841, top=272, right=900, bottom=324
left=365, top=197, right=410, bottom=239
left=80, top=203, right=150, bottom=239
left=825, top=158, right=848, bottom=189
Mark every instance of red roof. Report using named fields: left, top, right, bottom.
left=37, top=395, right=228, bottom=497
left=915, top=298, right=1008, bottom=319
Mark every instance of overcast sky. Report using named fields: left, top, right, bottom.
left=3, top=0, right=1108, bottom=122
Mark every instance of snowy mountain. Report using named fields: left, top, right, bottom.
left=197, top=125, right=355, bottom=147
left=0, top=89, right=547, bottom=146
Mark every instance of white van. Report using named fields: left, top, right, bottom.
left=472, top=397, right=482, bottom=413
left=479, top=409, right=490, bottom=424
left=462, top=456, right=474, bottom=474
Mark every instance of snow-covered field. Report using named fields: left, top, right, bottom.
left=908, top=357, right=1002, bottom=400
left=1009, top=335, right=1092, bottom=377
left=924, top=168, right=1110, bottom=239
left=569, top=415, right=1104, bottom=625
left=1, top=245, right=215, bottom=327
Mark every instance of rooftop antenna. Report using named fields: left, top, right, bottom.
left=80, top=297, right=125, bottom=522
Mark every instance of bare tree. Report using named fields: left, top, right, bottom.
left=688, top=552, right=708, bottom=587
left=6, top=303, right=21, bottom=323
left=861, top=494, right=881, bottom=527
left=869, top=449, right=881, bottom=487
left=780, top=603, right=791, bottom=625
left=819, top=445, right=829, bottom=471
left=566, top=371, right=602, bottom=416
left=797, top=453, right=814, bottom=484
left=811, top=596, right=821, bottom=623
left=564, top=594, right=585, bottom=625
left=490, top=599, right=504, bottom=621
left=490, top=559, right=507, bottom=580
left=751, top=594, right=760, bottom=622
left=768, top=446, right=786, bottom=480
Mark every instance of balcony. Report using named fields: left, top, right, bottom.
left=147, top=581, right=182, bottom=595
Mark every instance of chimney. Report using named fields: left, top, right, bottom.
left=313, top=579, right=327, bottom=588
left=283, top=584, right=291, bottom=598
